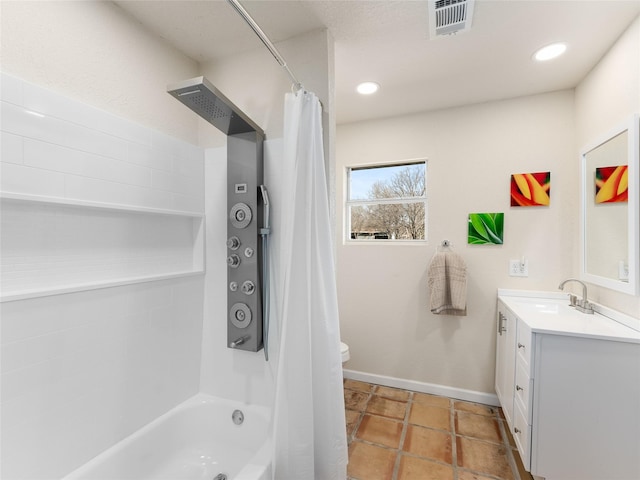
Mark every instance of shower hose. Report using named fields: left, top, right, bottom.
left=259, top=185, right=271, bottom=361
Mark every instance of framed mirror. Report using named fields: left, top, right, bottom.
left=580, top=114, right=639, bottom=295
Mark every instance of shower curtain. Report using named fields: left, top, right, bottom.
left=270, top=90, right=348, bottom=480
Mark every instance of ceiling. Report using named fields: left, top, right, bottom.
left=114, top=0, right=640, bottom=124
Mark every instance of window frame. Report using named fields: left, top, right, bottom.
left=345, top=159, right=428, bottom=244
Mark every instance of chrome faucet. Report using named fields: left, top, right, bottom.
left=558, top=278, right=594, bottom=314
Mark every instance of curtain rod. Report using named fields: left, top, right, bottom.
left=226, top=0, right=304, bottom=92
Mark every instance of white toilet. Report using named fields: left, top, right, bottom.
left=340, top=342, right=350, bottom=363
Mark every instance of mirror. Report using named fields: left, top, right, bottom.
left=581, top=114, right=639, bottom=295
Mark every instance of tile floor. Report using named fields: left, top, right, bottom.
left=344, top=379, right=534, bottom=480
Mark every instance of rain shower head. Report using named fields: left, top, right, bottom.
left=167, top=76, right=263, bottom=136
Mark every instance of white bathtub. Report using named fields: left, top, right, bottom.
left=63, top=394, right=272, bottom=480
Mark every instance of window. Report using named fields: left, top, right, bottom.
left=346, top=161, right=427, bottom=241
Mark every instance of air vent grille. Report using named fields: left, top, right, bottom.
left=429, top=0, right=475, bottom=38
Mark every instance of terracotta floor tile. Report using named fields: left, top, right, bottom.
left=397, top=455, right=454, bottom=480
left=356, top=414, right=403, bottom=449
left=409, top=403, right=451, bottom=431
left=455, top=411, right=502, bottom=443
left=374, top=385, right=411, bottom=402
left=345, top=383, right=520, bottom=480
left=454, top=400, right=498, bottom=417
left=502, top=419, right=517, bottom=448
left=512, top=446, right=535, bottom=480
left=458, top=470, right=497, bottom=480
left=345, top=389, right=370, bottom=411
left=346, top=409, right=361, bottom=436
left=402, top=425, right=452, bottom=464
left=347, top=441, right=396, bottom=480
left=413, top=392, right=451, bottom=408
left=344, top=379, right=374, bottom=393
left=367, top=395, right=408, bottom=420
left=456, top=436, right=514, bottom=480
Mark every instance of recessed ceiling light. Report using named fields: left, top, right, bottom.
left=533, top=43, right=567, bottom=62
left=356, top=82, right=380, bottom=95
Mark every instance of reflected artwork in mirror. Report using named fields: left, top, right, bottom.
left=581, top=114, right=639, bottom=295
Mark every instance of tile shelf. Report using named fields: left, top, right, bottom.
left=0, top=192, right=205, bottom=303
left=0, top=192, right=204, bottom=218
left=0, top=270, right=204, bottom=303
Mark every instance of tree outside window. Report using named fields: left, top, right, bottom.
left=346, top=161, right=427, bottom=241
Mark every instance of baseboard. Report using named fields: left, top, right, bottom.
left=343, top=369, right=500, bottom=407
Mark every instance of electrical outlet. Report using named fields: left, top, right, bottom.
left=619, top=261, right=629, bottom=281
left=509, top=259, right=528, bottom=277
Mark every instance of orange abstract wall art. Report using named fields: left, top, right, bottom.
left=595, top=165, right=628, bottom=203
left=510, top=172, right=550, bottom=207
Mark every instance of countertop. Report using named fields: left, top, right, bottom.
left=498, top=289, right=640, bottom=344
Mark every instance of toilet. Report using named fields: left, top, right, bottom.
left=340, top=342, right=350, bottom=364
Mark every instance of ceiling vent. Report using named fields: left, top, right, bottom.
left=428, top=0, right=475, bottom=38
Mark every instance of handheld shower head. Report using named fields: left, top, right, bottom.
left=167, top=76, right=263, bottom=136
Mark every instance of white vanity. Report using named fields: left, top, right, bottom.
left=495, top=290, right=640, bottom=480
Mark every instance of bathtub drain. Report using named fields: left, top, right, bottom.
left=232, top=409, right=244, bottom=425
left=214, top=475, right=227, bottom=480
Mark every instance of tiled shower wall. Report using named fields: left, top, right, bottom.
left=0, top=73, right=203, bottom=210
left=0, top=73, right=206, bottom=479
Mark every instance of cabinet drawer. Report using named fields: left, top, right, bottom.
left=516, top=320, right=532, bottom=368
left=515, top=362, right=533, bottom=421
left=513, top=401, right=531, bottom=471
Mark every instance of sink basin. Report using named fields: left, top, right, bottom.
left=498, top=290, right=640, bottom=343
left=509, top=297, right=568, bottom=314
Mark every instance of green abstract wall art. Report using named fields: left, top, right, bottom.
left=468, top=212, right=504, bottom=245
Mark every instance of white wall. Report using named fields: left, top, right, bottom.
left=0, top=2, right=205, bottom=478
left=0, top=0, right=199, bottom=144
left=336, top=14, right=640, bottom=398
left=575, top=15, right=640, bottom=317
left=336, top=91, right=576, bottom=397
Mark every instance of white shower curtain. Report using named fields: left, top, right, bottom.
left=270, top=90, right=348, bottom=480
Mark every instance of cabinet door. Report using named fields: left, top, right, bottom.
left=495, top=303, right=516, bottom=427
left=531, top=334, right=640, bottom=480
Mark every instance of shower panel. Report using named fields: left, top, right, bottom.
left=226, top=131, right=264, bottom=352
left=168, top=77, right=268, bottom=355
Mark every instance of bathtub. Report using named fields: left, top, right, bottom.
left=63, top=394, right=271, bottom=480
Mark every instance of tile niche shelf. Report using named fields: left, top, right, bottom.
left=0, top=192, right=205, bottom=302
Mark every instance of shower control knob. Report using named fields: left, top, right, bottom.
left=229, top=281, right=238, bottom=292
left=230, top=303, right=252, bottom=329
left=241, top=280, right=255, bottom=295
left=227, top=254, right=241, bottom=268
left=226, top=236, right=241, bottom=250
left=244, top=247, right=254, bottom=258
left=230, top=203, right=252, bottom=229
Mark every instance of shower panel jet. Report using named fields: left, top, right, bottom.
left=168, top=76, right=270, bottom=356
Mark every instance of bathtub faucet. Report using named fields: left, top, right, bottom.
left=558, top=278, right=594, bottom=314
left=230, top=335, right=250, bottom=348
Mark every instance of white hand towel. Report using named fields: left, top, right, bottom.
left=427, top=251, right=467, bottom=316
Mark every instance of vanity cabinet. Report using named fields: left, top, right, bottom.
left=496, top=295, right=640, bottom=480
left=495, top=307, right=516, bottom=428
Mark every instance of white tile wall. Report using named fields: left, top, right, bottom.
left=0, top=278, right=204, bottom=479
left=0, top=200, right=197, bottom=295
left=0, top=72, right=204, bottom=212
left=1, top=132, right=23, bottom=165
left=0, top=73, right=206, bottom=479
left=0, top=161, right=66, bottom=197
left=24, top=138, right=153, bottom=187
